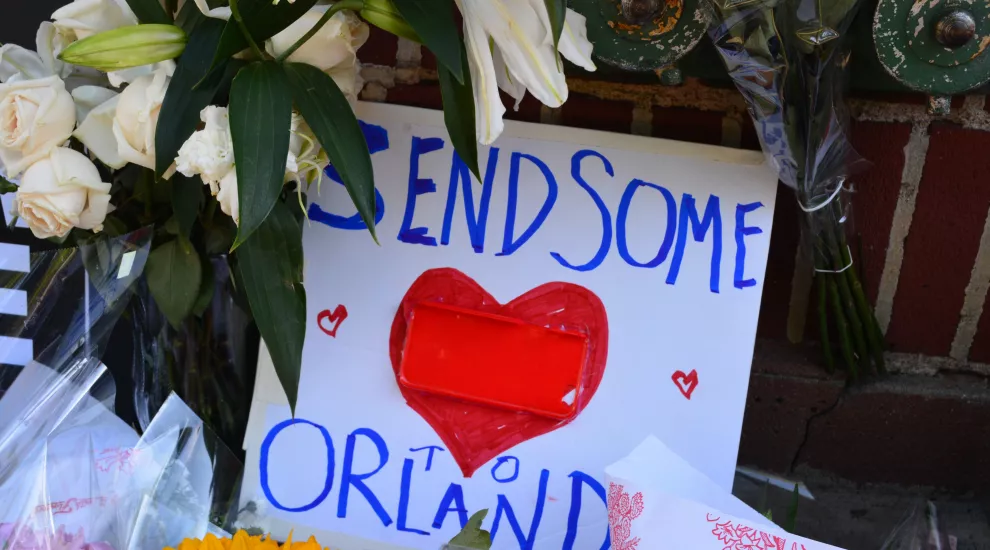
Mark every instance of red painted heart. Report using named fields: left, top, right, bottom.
left=389, top=268, right=608, bottom=478
left=672, top=369, right=699, bottom=400
left=317, top=305, right=348, bottom=337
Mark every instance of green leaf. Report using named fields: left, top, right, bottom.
left=155, top=18, right=233, bottom=178
left=284, top=62, right=377, bottom=241
left=438, top=39, right=479, bottom=182
left=393, top=0, right=462, bottom=83
left=146, top=239, right=203, bottom=328
left=211, top=0, right=319, bottom=68
left=125, top=0, right=172, bottom=24
left=234, top=200, right=305, bottom=413
left=229, top=61, right=293, bottom=249
left=0, top=175, right=17, bottom=194
left=785, top=483, right=800, bottom=533
left=172, top=173, right=204, bottom=239
left=192, top=255, right=215, bottom=317
left=448, top=510, right=491, bottom=550
left=543, top=0, right=564, bottom=50
left=174, top=0, right=205, bottom=34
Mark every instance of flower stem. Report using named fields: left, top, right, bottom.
left=275, top=0, right=364, bottom=64
left=230, top=0, right=266, bottom=60
left=827, top=275, right=858, bottom=382
left=817, top=273, right=834, bottom=373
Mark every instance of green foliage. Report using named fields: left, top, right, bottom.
left=146, top=239, right=203, bottom=328
left=125, top=0, right=172, bottom=24
left=447, top=510, right=491, bottom=550
left=393, top=0, right=462, bottom=82
left=437, top=39, right=480, bottom=182
left=284, top=62, right=377, bottom=241
left=543, top=0, right=565, bottom=50
left=171, top=173, right=204, bottom=240
left=229, top=61, right=293, bottom=249
left=233, top=200, right=305, bottom=413
left=211, top=0, right=319, bottom=68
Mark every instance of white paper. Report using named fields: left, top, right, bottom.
left=605, top=435, right=771, bottom=526
left=608, top=488, right=844, bottom=550
left=243, top=102, right=777, bottom=550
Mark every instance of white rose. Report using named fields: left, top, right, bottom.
left=266, top=8, right=369, bottom=101
left=0, top=75, right=75, bottom=177
left=52, top=0, right=138, bottom=42
left=112, top=68, right=168, bottom=170
left=14, top=147, right=113, bottom=239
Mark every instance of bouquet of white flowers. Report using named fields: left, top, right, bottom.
left=0, top=0, right=598, bottom=413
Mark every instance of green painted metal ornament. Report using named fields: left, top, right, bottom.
left=874, top=0, right=990, bottom=96
left=570, top=0, right=711, bottom=72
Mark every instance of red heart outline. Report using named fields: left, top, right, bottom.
left=317, top=305, right=348, bottom=338
left=672, top=369, right=699, bottom=400
left=389, top=268, right=608, bottom=477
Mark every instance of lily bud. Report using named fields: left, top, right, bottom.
left=59, top=24, right=187, bottom=71
left=360, top=0, right=421, bottom=43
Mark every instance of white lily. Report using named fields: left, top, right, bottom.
left=456, top=0, right=595, bottom=144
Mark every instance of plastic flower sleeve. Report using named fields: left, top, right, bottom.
left=880, top=501, right=957, bottom=550
left=705, top=0, right=885, bottom=377
left=0, top=227, right=152, bottom=383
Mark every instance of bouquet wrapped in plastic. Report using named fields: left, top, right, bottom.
left=706, top=0, right=885, bottom=378
left=0, top=356, right=242, bottom=550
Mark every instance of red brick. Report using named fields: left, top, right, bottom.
left=651, top=107, right=723, bottom=146
left=885, top=124, right=990, bottom=356
left=387, top=83, right=443, bottom=111
left=359, top=25, right=398, bottom=66
left=797, top=375, right=990, bottom=490
left=848, top=121, right=911, bottom=304
left=968, top=288, right=990, bottom=362
left=756, top=183, right=799, bottom=340
left=560, top=94, right=633, bottom=135
left=739, top=116, right=763, bottom=151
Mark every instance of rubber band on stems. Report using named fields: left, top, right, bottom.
left=798, top=179, right=846, bottom=213
left=814, top=246, right=854, bottom=273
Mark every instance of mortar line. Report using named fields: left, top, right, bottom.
left=874, top=122, right=931, bottom=333
left=950, top=201, right=990, bottom=360
left=631, top=101, right=653, bottom=137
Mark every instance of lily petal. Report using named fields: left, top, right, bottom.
left=559, top=9, right=596, bottom=72
left=459, top=2, right=505, bottom=145
left=493, top=45, right=525, bottom=110
left=0, top=45, right=50, bottom=83
left=71, top=85, right=117, bottom=121
left=461, top=0, right=567, bottom=108
left=192, top=0, right=232, bottom=20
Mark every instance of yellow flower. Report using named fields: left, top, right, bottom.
left=165, top=530, right=330, bottom=550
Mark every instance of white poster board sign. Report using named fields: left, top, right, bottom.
left=242, top=102, right=777, bottom=550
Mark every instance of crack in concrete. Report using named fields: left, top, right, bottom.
left=788, top=389, right=846, bottom=474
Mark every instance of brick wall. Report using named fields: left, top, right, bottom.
left=357, top=33, right=990, bottom=490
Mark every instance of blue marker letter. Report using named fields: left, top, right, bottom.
left=563, top=471, right=610, bottom=550
left=310, top=121, right=388, bottom=230
left=499, top=153, right=558, bottom=256
left=667, top=193, right=722, bottom=293
left=551, top=150, right=613, bottom=272
left=442, top=148, right=498, bottom=253
left=337, top=428, right=393, bottom=526
left=399, top=136, right=445, bottom=245
left=432, top=483, right=468, bottom=530
left=734, top=202, right=764, bottom=289
left=397, top=458, right=429, bottom=535
left=491, top=469, right=550, bottom=550
left=409, top=445, right=445, bottom=471
left=616, top=179, right=677, bottom=268
left=259, top=418, right=334, bottom=513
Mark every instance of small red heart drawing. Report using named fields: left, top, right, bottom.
left=389, top=268, right=608, bottom=478
left=672, top=369, right=699, bottom=400
left=317, top=305, right=348, bottom=337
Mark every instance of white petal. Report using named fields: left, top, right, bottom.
left=112, top=117, right=155, bottom=169
left=459, top=1, right=505, bottom=145
left=192, top=0, right=232, bottom=20
left=36, top=22, right=70, bottom=78
left=493, top=46, right=526, bottom=110
left=0, top=45, right=50, bottom=82
left=74, top=94, right=126, bottom=169
left=71, top=85, right=117, bottom=121
left=77, top=190, right=112, bottom=231
left=559, top=9, right=596, bottom=72
left=461, top=0, right=567, bottom=108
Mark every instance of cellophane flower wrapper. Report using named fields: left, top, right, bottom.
left=706, top=0, right=886, bottom=376
left=0, top=227, right=152, bottom=385
left=880, top=501, right=957, bottom=550
left=0, top=354, right=243, bottom=550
